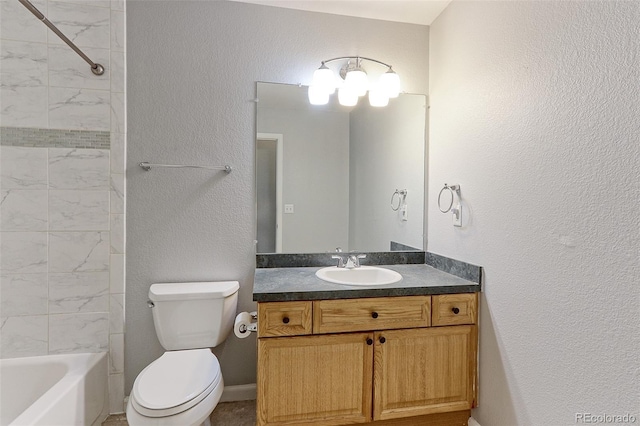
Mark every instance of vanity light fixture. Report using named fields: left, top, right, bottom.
left=309, top=56, right=400, bottom=107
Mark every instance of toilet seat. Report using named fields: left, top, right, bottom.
left=131, top=349, right=222, bottom=418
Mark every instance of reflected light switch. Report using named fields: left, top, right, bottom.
left=284, top=204, right=294, bottom=214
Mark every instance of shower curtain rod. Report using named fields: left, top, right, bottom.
left=18, top=0, right=105, bottom=75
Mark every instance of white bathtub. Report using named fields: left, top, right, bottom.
left=0, top=352, right=108, bottom=426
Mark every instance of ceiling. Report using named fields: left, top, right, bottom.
left=228, top=0, right=452, bottom=26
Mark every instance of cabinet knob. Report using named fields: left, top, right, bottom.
left=451, top=307, right=460, bottom=315
left=379, top=336, right=386, bottom=344
left=366, top=338, right=373, bottom=345
left=282, top=316, right=290, bottom=324
left=371, top=312, right=379, bottom=319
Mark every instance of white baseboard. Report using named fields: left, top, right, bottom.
left=469, top=417, right=481, bottom=426
left=220, top=384, right=257, bottom=402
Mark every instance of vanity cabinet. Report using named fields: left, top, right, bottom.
left=256, top=293, right=478, bottom=426
left=258, top=332, right=374, bottom=425
left=372, top=326, right=476, bottom=420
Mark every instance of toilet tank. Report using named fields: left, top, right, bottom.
left=148, top=281, right=239, bottom=351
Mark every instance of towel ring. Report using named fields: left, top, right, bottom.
left=390, top=189, right=407, bottom=211
left=438, top=184, right=459, bottom=213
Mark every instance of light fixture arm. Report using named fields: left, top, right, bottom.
left=320, top=56, right=393, bottom=69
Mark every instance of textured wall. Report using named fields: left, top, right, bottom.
left=126, top=0, right=428, bottom=392
left=0, top=0, right=127, bottom=413
left=429, top=1, right=639, bottom=424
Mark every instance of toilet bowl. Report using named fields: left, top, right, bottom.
left=126, top=281, right=239, bottom=426
left=126, top=349, right=223, bottom=426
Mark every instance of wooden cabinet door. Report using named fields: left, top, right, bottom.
left=373, top=326, right=476, bottom=421
left=257, top=333, right=374, bottom=425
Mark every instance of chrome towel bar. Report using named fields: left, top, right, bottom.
left=139, top=162, right=233, bottom=173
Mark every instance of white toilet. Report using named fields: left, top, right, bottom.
left=126, top=281, right=239, bottom=426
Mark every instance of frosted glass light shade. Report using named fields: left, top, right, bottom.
left=345, top=69, right=368, bottom=97
left=368, top=87, right=389, bottom=107
left=380, top=69, right=400, bottom=98
left=338, top=87, right=358, bottom=106
left=308, top=85, right=329, bottom=105
left=312, top=65, right=336, bottom=95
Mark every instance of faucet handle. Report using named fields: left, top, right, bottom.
left=347, top=253, right=367, bottom=268
left=355, top=254, right=367, bottom=266
left=331, top=255, right=345, bottom=268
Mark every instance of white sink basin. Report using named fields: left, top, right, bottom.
left=315, top=266, right=402, bottom=286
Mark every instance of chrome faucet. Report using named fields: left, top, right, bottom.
left=332, top=253, right=366, bottom=268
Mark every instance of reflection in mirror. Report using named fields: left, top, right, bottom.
left=256, top=82, right=426, bottom=254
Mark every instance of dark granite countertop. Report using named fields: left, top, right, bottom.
left=253, top=264, right=481, bottom=302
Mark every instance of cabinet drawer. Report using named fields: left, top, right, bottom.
left=432, top=293, right=477, bottom=326
left=313, top=296, right=430, bottom=334
left=258, top=301, right=312, bottom=337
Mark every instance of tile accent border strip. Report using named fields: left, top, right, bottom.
left=1, top=127, right=110, bottom=149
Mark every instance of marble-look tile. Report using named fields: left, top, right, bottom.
left=46, top=2, right=110, bottom=49
left=49, top=272, right=109, bottom=314
left=1, top=147, right=48, bottom=190
left=49, top=148, right=109, bottom=190
left=0, top=40, right=48, bottom=86
left=0, top=0, right=48, bottom=43
left=0, top=315, right=48, bottom=358
left=48, top=45, right=110, bottom=90
left=108, top=373, right=125, bottom=414
left=108, top=333, right=124, bottom=374
left=109, top=254, right=124, bottom=294
left=110, top=0, right=124, bottom=12
left=1, top=190, right=48, bottom=231
left=109, top=133, right=125, bottom=174
left=110, top=50, right=124, bottom=93
left=110, top=214, right=124, bottom=254
left=0, top=232, right=47, bottom=273
left=110, top=174, right=124, bottom=214
left=110, top=10, right=125, bottom=52
left=49, top=190, right=109, bottom=231
left=110, top=92, right=125, bottom=133
left=49, top=0, right=110, bottom=9
left=49, top=231, right=109, bottom=272
left=49, top=312, right=109, bottom=353
left=49, top=87, right=110, bottom=131
left=0, top=273, right=48, bottom=316
left=109, top=293, right=123, bottom=333
left=0, top=85, right=48, bottom=128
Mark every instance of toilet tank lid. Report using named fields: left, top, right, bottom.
left=149, top=281, right=239, bottom=301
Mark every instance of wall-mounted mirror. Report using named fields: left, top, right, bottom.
left=256, top=82, right=426, bottom=254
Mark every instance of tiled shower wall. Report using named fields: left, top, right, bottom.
left=0, top=0, right=126, bottom=413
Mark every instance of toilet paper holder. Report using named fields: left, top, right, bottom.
left=238, top=311, right=258, bottom=334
